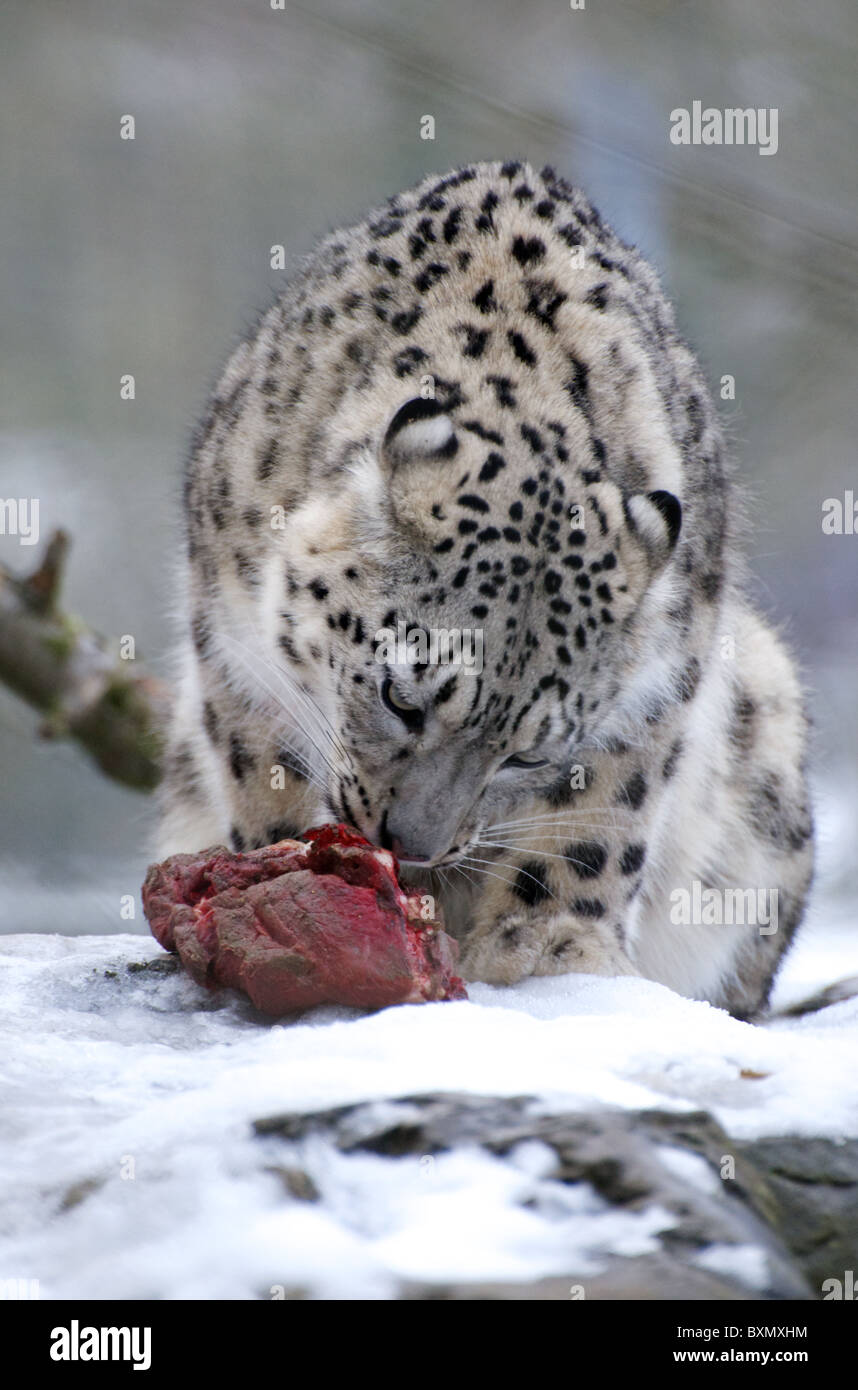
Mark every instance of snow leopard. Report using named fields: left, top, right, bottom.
left=157, top=160, right=814, bottom=1019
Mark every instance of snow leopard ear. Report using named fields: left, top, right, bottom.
left=381, top=397, right=459, bottom=468
left=625, top=489, right=682, bottom=568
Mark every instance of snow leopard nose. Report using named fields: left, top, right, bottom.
left=392, top=839, right=429, bottom=864
left=378, top=810, right=429, bottom=863
left=377, top=750, right=478, bottom=864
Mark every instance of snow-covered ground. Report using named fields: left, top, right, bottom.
left=1, top=781, right=855, bottom=1299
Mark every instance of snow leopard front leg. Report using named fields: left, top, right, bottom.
left=456, top=772, right=650, bottom=984
left=461, top=877, right=638, bottom=984
left=155, top=648, right=323, bottom=858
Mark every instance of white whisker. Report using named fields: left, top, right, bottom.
left=460, top=854, right=557, bottom=901
left=241, top=624, right=350, bottom=767
left=475, top=839, right=598, bottom=868
left=456, top=858, right=519, bottom=892
left=222, top=625, right=345, bottom=768
left=218, top=633, right=341, bottom=785
left=484, top=808, right=634, bottom=832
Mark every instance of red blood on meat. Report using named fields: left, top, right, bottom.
left=141, top=823, right=467, bottom=1015
left=301, top=823, right=371, bottom=851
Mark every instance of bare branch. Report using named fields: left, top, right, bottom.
left=0, top=530, right=170, bottom=790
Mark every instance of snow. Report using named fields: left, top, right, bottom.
left=1, top=887, right=857, bottom=1298
left=693, top=1243, right=771, bottom=1293
left=654, top=1145, right=721, bottom=1195
left=0, top=778, right=854, bottom=1298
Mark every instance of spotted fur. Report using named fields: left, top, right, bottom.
left=158, top=161, right=813, bottom=1018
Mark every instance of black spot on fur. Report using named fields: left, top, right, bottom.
left=749, top=773, right=813, bottom=851
left=662, top=739, right=683, bottom=780
left=545, top=775, right=578, bottom=807
left=391, top=306, right=423, bottom=335
left=266, top=821, right=299, bottom=845
left=699, top=570, right=723, bottom=602
left=414, top=262, right=450, bottom=294
left=457, top=324, right=490, bottom=358
left=525, top=280, right=567, bottom=330
left=203, top=701, right=220, bottom=744
left=678, top=657, right=701, bottom=702
left=685, top=392, right=705, bottom=445
left=619, top=843, right=646, bottom=876
left=167, top=743, right=203, bottom=802
left=507, top=330, right=537, bottom=366
left=730, top=692, right=757, bottom=754
left=618, top=771, right=647, bottom=810
left=455, top=487, right=492, bottom=516
left=393, top=346, right=429, bottom=378
left=572, top=897, right=606, bottom=919
left=435, top=675, right=458, bottom=705
left=275, top=744, right=310, bottom=781
left=256, top=438, right=279, bottom=481
left=473, top=280, right=498, bottom=314
left=463, top=420, right=504, bottom=445
left=565, top=842, right=607, bottom=879
left=486, top=375, right=517, bottom=408
left=513, top=861, right=551, bottom=906
left=511, top=236, right=546, bottom=266
left=557, top=223, right=583, bottom=248
left=478, top=451, right=506, bottom=482
left=229, top=733, right=256, bottom=782
left=370, top=217, right=402, bottom=240
left=584, top=283, right=609, bottom=311
left=565, top=357, right=590, bottom=416
left=443, top=207, right=463, bottom=243
left=191, top=613, right=211, bottom=657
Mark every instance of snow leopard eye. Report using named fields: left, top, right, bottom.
left=382, top=396, right=458, bottom=462
left=501, top=753, right=550, bottom=770
left=381, top=676, right=423, bottom=729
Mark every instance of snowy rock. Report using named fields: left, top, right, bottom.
left=254, top=1094, right=812, bottom=1298
left=1, top=932, right=857, bottom=1300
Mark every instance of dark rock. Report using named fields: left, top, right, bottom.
left=400, top=1258, right=770, bottom=1301
left=774, top=976, right=858, bottom=1017
left=58, top=1175, right=105, bottom=1212
left=126, top=957, right=180, bottom=976
left=253, top=1093, right=855, bottom=1300
left=263, top=1165, right=320, bottom=1203
left=733, top=1136, right=858, bottom=1294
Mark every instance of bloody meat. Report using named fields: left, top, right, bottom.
left=141, top=823, right=467, bottom=1015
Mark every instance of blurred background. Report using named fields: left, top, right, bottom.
left=1, top=0, right=855, bottom=948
